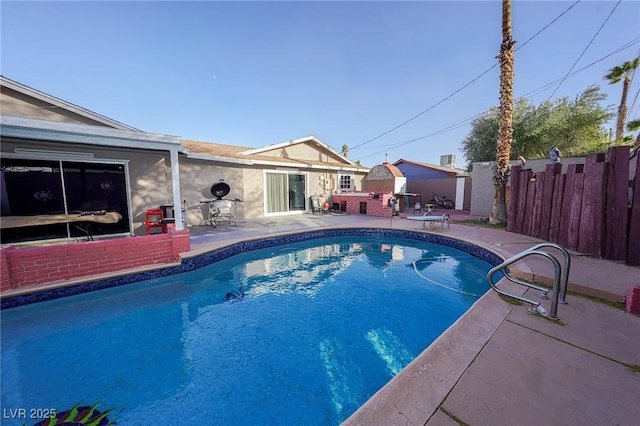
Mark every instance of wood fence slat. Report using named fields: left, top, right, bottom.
left=524, top=178, right=537, bottom=236
left=559, top=164, right=584, bottom=249
left=566, top=173, right=584, bottom=250
left=539, top=163, right=562, bottom=240
left=579, top=155, right=607, bottom=257
left=627, top=153, right=640, bottom=266
left=515, top=169, right=530, bottom=234
left=604, top=146, right=630, bottom=261
left=532, top=172, right=545, bottom=238
left=507, top=165, right=521, bottom=232
left=548, top=174, right=565, bottom=244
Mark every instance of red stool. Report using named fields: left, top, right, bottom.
left=145, top=209, right=165, bottom=234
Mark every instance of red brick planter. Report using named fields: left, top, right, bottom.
left=0, top=230, right=190, bottom=292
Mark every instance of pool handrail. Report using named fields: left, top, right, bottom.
left=487, top=242, right=570, bottom=318
left=521, top=242, right=571, bottom=304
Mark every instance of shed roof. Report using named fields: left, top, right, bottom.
left=394, top=158, right=469, bottom=177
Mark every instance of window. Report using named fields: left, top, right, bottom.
left=1, top=157, right=130, bottom=243
left=338, top=174, right=354, bottom=193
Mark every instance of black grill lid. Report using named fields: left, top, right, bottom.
left=211, top=180, right=230, bottom=199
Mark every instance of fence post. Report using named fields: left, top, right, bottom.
left=523, top=173, right=538, bottom=236
left=627, top=152, right=640, bottom=266
left=515, top=168, right=530, bottom=234
left=559, top=164, right=584, bottom=250
left=578, top=154, right=607, bottom=256
left=539, top=163, right=562, bottom=241
left=603, top=146, right=630, bottom=261
left=548, top=173, right=566, bottom=244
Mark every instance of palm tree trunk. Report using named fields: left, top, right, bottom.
left=615, top=76, right=630, bottom=144
left=490, top=0, right=515, bottom=225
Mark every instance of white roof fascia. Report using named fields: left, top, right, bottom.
left=247, top=157, right=368, bottom=171
left=1, top=115, right=181, bottom=151
left=240, top=135, right=361, bottom=168
left=1, top=76, right=140, bottom=132
left=185, top=150, right=368, bottom=172
left=240, top=136, right=313, bottom=155
left=185, top=152, right=254, bottom=166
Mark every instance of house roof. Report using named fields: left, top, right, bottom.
left=393, top=158, right=469, bottom=177
left=182, top=137, right=370, bottom=172
left=1, top=115, right=182, bottom=152
left=1, top=75, right=141, bottom=132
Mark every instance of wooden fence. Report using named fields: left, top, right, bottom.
left=507, top=146, right=639, bottom=266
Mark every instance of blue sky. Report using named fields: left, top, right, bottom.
left=2, top=1, right=639, bottom=168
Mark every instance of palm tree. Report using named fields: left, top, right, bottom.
left=605, top=57, right=640, bottom=144
left=341, top=144, right=349, bottom=158
left=490, top=0, right=515, bottom=225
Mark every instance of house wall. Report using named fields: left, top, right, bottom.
left=405, top=179, right=457, bottom=207
left=471, top=157, right=587, bottom=216
left=178, top=159, right=247, bottom=224
left=177, top=158, right=369, bottom=223
left=0, top=231, right=190, bottom=292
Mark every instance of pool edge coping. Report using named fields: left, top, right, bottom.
left=1, top=226, right=505, bottom=310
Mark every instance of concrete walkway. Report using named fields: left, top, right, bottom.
left=188, top=211, right=640, bottom=426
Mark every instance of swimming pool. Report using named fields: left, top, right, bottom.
left=0, top=229, right=502, bottom=425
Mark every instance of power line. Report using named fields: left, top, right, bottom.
left=546, top=0, right=622, bottom=101
left=354, top=38, right=640, bottom=162
left=351, top=0, right=583, bottom=151
left=525, top=38, right=639, bottom=99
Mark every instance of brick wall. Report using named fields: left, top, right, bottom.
left=332, top=193, right=394, bottom=218
left=0, top=230, right=190, bottom=292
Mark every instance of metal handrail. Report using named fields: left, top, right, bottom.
left=487, top=242, right=570, bottom=318
left=521, top=242, right=571, bottom=304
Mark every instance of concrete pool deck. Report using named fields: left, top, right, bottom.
left=188, top=210, right=640, bottom=426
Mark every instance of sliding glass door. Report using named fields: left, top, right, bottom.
left=265, top=171, right=307, bottom=214
left=1, top=158, right=130, bottom=243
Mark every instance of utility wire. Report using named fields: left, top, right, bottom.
left=351, top=0, right=582, bottom=151
left=546, top=0, right=621, bottom=101
left=355, top=38, right=639, bottom=161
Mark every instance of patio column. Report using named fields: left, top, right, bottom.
left=169, top=146, right=184, bottom=230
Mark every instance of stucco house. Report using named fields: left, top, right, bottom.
left=0, top=76, right=369, bottom=245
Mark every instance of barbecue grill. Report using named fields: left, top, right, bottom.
left=201, top=179, right=238, bottom=227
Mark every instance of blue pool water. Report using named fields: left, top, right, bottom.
left=1, top=235, right=495, bottom=425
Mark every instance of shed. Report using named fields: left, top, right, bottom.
left=394, top=159, right=471, bottom=210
